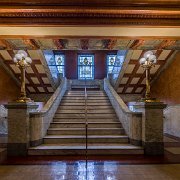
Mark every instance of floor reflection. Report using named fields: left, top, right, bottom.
left=50, top=161, right=119, bottom=180
left=0, top=160, right=179, bottom=180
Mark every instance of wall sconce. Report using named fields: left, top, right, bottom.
left=139, top=51, right=157, bottom=102
left=13, top=50, right=33, bottom=102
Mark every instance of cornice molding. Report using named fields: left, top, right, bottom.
left=0, top=0, right=179, bottom=8
left=0, top=6, right=179, bottom=26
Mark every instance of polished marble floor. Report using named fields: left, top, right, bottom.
left=0, top=162, right=180, bottom=180
left=0, top=135, right=180, bottom=179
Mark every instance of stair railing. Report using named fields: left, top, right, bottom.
left=84, top=77, right=88, bottom=179
left=104, top=78, right=142, bottom=146
left=29, top=77, right=67, bottom=146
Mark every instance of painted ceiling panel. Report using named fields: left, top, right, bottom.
left=0, top=50, right=12, bottom=60
left=0, top=50, right=55, bottom=94
left=116, top=49, right=175, bottom=94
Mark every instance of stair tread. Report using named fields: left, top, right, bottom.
left=29, top=144, right=142, bottom=150
left=44, top=135, right=128, bottom=138
left=51, top=122, right=121, bottom=124
left=48, top=127, right=123, bottom=130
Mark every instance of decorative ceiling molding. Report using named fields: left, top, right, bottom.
left=80, top=39, right=89, bottom=50
left=0, top=3, right=179, bottom=26
left=0, top=38, right=179, bottom=50
left=0, top=0, right=179, bottom=7
left=23, top=39, right=40, bottom=50
left=130, top=40, right=145, bottom=49
left=0, top=39, right=16, bottom=50
left=103, top=39, right=117, bottom=50
left=53, top=39, right=66, bottom=50
left=156, top=40, right=177, bottom=50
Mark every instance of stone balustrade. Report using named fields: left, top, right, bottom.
left=29, top=77, right=67, bottom=146
left=0, top=105, right=7, bottom=134
left=164, top=104, right=180, bottom=138
left=104, top=78, right=142, bottom=146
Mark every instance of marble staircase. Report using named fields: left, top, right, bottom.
left=28, top=90, right=143, bottom=155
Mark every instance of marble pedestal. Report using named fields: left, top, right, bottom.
left=133, top=102, right=167, bottom=155
left=5, top=102, right=38, bottom=156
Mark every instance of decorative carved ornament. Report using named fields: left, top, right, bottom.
left=0, top=7, right=179, bottom=25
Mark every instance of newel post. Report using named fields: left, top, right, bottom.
left=133, top=101, right=166, bottom=155
left=5, top=102, right=38, bottom=156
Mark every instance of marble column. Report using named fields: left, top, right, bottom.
left=5, top=102, right=38, bottom=156
left=133, top=102, right=166, bottom=155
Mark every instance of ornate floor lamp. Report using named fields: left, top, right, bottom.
left=139, top=51, right=157, bottom=102
left=13, top=50, right=33, bottom=102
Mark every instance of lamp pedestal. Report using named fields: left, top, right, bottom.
left=5, top=102, right=38, bottom=156
left=133, top=101, right=167, bottom=155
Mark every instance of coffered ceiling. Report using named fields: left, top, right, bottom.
left=115, top=49, right=176, bottom=94
left=0, top=50, right=56, bottom=94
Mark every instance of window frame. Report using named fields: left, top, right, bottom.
left=106, top=54, right=116, bottom=76
left=47, top=52, right=65, bottom=78
left=77, top=54, right=95, bottom=80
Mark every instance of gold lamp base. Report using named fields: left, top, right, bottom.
left=16, top=96, right=33, bottom=103
left=140, top=97, right=157, bottom=102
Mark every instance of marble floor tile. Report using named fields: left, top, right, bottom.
left=0, top=162, right=179, bottom=180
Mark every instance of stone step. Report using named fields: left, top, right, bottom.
left=87, top=114, right=117, bottom=118
left=50, top=122, right=85, bottom=128
left=87, top=103, right=111, bottom=106
left=87, top=109, right=115, bottom=114
left=54, top=113, right=117, bottom=119
left=60, top=102, right=85, bottom=106
left=87, top=100, right=110, bottom=102
left=50, top=122, right=122, bottom=128
left=47, top=128, right=125, bottom=135
left=56, top=110, right=85, bottom=114
left=87, top=94, right=107, bottom=97
left=66, top=91, right=84, bottom=93
left=55, top=109, right=115, bottom=114
left=57, top=106, right=113, bottom=110
left=54, top=113, right=85, bottom=118
left=87, top=97, right=109, bottom=100
left=61, top=99, right=85, bottom=103
left=53, top=118, right=119, bottom=122
left=44, top=135, right=129, bottom=144
left=63, top=97, right=85, bottom=100
left=28, top=144, right=144, bottom=155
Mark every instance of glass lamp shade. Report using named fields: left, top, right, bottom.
left=139, top=57, right=146, bottom=65
left=17, top=50, right=28, bottom=58
left=13, top=57, right=18, bottom=63
left=149, top=55, right=157, bottom=63
left=144, top=51, right=153, bottom=59
left=25, top=57, right=32, bottom=64
left=15, top=53, right=23, bottom=60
